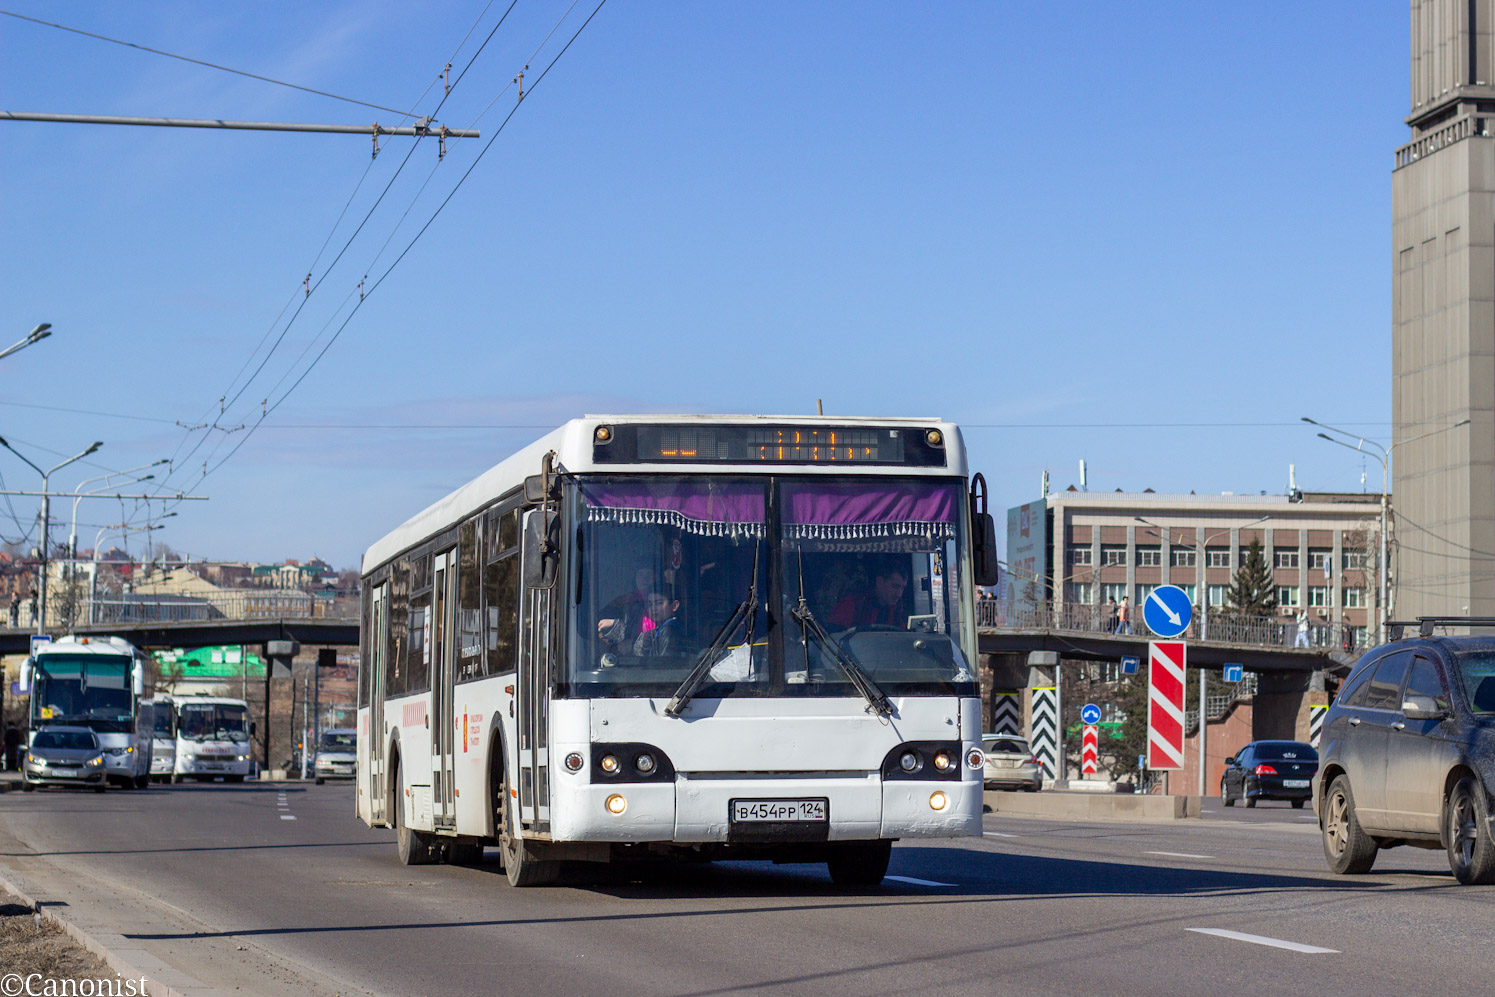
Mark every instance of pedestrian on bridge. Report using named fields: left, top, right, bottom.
left=1116, top=596, right=1132, bottom=635
left=1106, top=598, right=1118, bottom=633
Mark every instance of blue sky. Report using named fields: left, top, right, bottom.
left=0, top=2, right=1407, bottom=569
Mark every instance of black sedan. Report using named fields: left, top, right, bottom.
left=22, top=726, right=108, bottom=792
left=1221, top=740, right=1317, bottom=808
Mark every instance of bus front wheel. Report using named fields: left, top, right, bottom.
left=499, top=779, right=558, bottom=887
left=826, top=839, right=892, bottom=887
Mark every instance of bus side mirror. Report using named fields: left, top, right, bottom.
left=250, top=722, right=257, bottom=737
left=523, top=512, right=560, bottom=590
left=132, top=663, right=144, bottom=697
left=18, top=659, right=31, bottom=695
left=969, top=473, right=1000, bottom=588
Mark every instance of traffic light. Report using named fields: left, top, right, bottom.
left=317, top=648, right=338, bottom=669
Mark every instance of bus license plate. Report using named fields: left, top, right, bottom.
left=1283, top=779, right=1310, bottom=788
left=731, top=799, right=827, bottom=823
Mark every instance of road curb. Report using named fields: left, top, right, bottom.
left=0, top=870, right=201, bottom=997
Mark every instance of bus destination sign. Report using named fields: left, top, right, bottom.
left=593, top=424, right=947, bottom=467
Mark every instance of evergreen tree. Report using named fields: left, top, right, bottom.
left=1227, top=537, right=1277, bottom=616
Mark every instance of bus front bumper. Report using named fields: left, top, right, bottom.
left=549, top=772, right=982, bottom=843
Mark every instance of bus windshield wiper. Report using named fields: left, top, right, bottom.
left=790, top=597, right=893, bottom=718
left=665, top=545, right=760, bottom=718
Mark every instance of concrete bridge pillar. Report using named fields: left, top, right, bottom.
left=981, top=652, right=1027, bottom=734
left=1251, top=669, right=1329, bottom=742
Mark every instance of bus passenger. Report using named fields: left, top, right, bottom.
left=829, top=562, right=909, bottom=630
left=631, top=590, right=683, bottom=656
left=598, top=567, right=658, bottom=650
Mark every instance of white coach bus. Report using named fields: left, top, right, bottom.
left=356, top=416, right=1000, bottom=886
left=20, top=635, right=152, bottom=789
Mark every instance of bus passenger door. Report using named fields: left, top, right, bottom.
left=368, top=584, right=388, bottom=824
left=431, top=550, right=459, bottom=828
left=518, top=510, right=552, bottom=833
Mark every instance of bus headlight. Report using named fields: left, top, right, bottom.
left=898, top=751, right=922, bottom=774
left=933, top=750, right=954, bottom=772
left=634, top=753, right=657, bottom=776
left=599, top=754, right=620, bottom=775
left=929, top=791, right=948, bottom=811
left=605, top=794, right=627, bottom=815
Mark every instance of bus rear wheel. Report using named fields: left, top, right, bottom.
left=394, top=762, right=437, bottom=866
left=826, top=839, right=892, bottom=887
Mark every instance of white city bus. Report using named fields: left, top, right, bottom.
left=172, top=695, right=254, bottom=782
left=143, top=693, right=177, bottom=782
left=356, top=416, right=999, bottom=886
left=20, top=635, right=153, bottom=789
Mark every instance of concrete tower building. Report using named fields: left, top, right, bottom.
left=1392, top=0, right=1495, bottom=620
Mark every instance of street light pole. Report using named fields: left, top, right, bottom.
left=1305, top=417, right=1469, bottom=642
left=0, top=437, right=102, bottom=632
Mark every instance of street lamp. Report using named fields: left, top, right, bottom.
left=1304, top=416, right=1470, bottom=642
left=0, top=323, right=53, bottom=362
left=67, top=459, right=171, bottom=559
left=1136, top=513, right=1270, bottom=800
left=0, top=436, right=103, bottom=632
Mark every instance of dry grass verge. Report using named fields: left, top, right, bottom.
left=0, top=888, right=126, bottom=983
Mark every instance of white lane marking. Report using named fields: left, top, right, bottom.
left=1298, top=815, right=1318, bottom=820
left=885, top=875, right=956, bottom=888
left=983, top=831, right=1018, bottom=838
left=1146, top=850, right=1213, bottom=859
left=1200, top=808, right=1215, bottom=813
left=1187, top=928, right=1337, bottom=954
left=280, top=815, right=297, bottom=821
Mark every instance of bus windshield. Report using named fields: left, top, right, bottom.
left=178, top=703, right=250, bottom=741
left=566, top=475, right=975, bottom=700
left=31, top=654, right=134, bottom=733
left=151, top=706, right=174, bottom=737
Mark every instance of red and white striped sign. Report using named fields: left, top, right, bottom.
left=1147, top=640, right=1187, bottom=770
left=1082, top=724, right=1099, bottom=775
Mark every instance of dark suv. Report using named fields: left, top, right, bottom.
left=1315, top=619, right=1495, bottom=884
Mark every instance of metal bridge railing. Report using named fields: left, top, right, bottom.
left=79, top=591, right=358, bottom=626
left=977, top=598, right=1369, bottom=654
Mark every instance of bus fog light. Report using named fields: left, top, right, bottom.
left=929, top=791, right=948, bottom=811
left=898, top=751, right=921, bottom=773
left=635, top=753, right=657, bottom=776
left=605, top=794, right=627, bottom=815
left=933, top=750, right=954, bottom=772
left=564, top=752, right=584, bottom=772
left=966, top=748, right=984, bottom=769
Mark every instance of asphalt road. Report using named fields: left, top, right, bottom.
left=0, top=782, right=1490, bottom=996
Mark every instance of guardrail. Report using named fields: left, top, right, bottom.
left=976, top=598, right=1368, bottom=654
left=20, top=590, right=360, bottom=629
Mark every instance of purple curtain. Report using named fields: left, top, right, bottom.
left=580, top=480, right=765, bottom=538
left=783, top=481, right=957, bottom=543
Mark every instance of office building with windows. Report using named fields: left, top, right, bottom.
left=1011, top=489, right=1382, bottom=643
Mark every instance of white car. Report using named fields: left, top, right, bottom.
left=313, top=728, right=357, bottom=784
left=982, top=734, right=1042, bottom=791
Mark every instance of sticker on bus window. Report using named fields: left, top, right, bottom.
left=40, top=707, right=53, bottom=719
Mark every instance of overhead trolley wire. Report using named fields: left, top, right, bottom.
left=0, top=8, right=414, bottom=116
left=200, top=0, right=610, bottom=483
left=143, top=0, right=528, bottom=504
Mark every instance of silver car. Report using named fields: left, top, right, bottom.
left=22, top=726, right=108, bottom=793
left=982, top=734, right=1042, bottom=791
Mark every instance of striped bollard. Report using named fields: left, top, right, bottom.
left=992, top=692, right=1021, bottom=736
left=1082, top=724, right=1099, bottom=776
left=1030, top=687, right=1058, bottom=779
left=1309, top=704, right=1329, bottom=749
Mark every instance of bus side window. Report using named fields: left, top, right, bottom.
left=387, top=560, right=410, bottom=698
left=486, top=551, right=520, bottom=676
left=458, top=520, right=483, bottom=681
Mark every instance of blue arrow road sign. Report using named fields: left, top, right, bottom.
left=1081, top=703, right=1101, bottom=725
left=1143, top=585, right=1193, bottom=638
left=1121, top=655, right=1140, bottom=675
left=1224, top=664, right=1243, bottom=683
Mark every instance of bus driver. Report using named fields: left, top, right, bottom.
left=829, top=561, right=909, bottom=630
